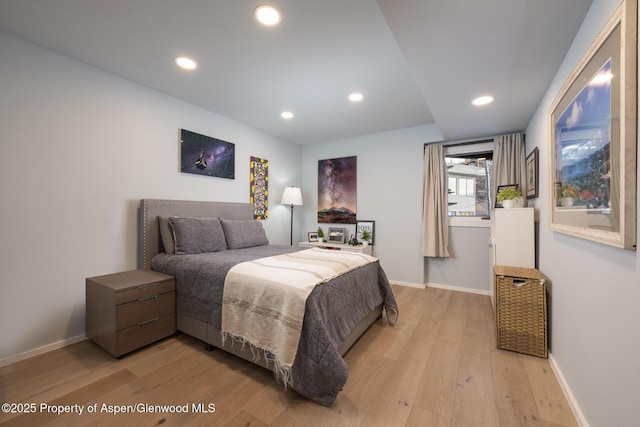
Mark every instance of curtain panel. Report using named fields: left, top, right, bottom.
left=422, top=144, right=449, bottom=257
left=492, top=133, right=527, bottom=201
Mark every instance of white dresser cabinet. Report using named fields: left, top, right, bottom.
left=489, top=207, right=535, bottom=308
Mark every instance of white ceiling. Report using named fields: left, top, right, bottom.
left=0, top=0, right=592, bottom=145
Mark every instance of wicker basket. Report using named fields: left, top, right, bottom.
left=494, top=266, right=547, bottom=358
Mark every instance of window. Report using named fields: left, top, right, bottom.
left=458, top=178, right=474, bottom=196
left=448, top=177, right=475, bottom=196
left=448, top=177, right=457, bottom=195
left=445, top=141, right=493, bottom=217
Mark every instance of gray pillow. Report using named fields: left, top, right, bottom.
left=220, top=219, right=269, bottom=249
left=169, top=217, right=227, bottom=254
left=158, top=216, right=175, bottom=254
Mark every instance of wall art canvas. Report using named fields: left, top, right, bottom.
left=318, top=156, right=357, bottom=224
left=180, top=129, right=235, bottom=179
left=549, top=0, right=637, bottom=250
left=250, top=156, right=268, bottom=219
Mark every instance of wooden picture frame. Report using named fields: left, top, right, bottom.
left=307, top=232, right=318, bottom=242
left=327, top=227, right=347, bottom=244
left=549, top=0, right=637, bottom=250
left=525, top=147, right=539, bottom=200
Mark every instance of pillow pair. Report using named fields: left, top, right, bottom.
left=158, top=216, right=268, bottom=254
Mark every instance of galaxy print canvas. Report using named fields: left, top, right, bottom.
left=180, top=129, right=235, bottom=179
left=318, top=156, right=357, bottom=224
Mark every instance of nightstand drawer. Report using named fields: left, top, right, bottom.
left=116, top=278, right=175, bottom=304
left=115, top=312, right=176, bottom=357
left=116, top=291, right=175, bottom=330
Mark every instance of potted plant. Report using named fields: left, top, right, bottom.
left=557, top=184, right=579, bottom=207
left=317, top=226, right=325, bottom=242
left=360, top=229, right=371, bottom=246
left=496, top=187, right=523, bottom=209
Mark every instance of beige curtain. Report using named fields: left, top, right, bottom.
left=492, top=133, right=527, bottom=203
left=422, top=144, right=449, bottom=257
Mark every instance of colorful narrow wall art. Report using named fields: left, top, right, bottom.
left=250, top=156, right=268, bottom=219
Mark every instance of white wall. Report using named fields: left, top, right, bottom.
left=426, top=221, right=491, bottom=294
left=0, top=32, right=302, bottom=362
left=299, top=125, right=443, bottom=286
left=525, top=0, right=640, bottom=425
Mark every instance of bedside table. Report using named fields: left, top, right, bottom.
left=86, top=269, right=176, bottom=357
left=299, top=241, right=373, bottom=255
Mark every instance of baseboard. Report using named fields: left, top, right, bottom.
left=426, top=281, right=491, bottom=296
left=389, top=280, right=425, bottom=289
left=0, top=334, right=88, bottom=367
left=390, top=280, right=491, bottom=296
left=548, top=353, right=589, bottom=427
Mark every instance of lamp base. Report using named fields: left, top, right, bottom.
left=289, top=204, right=294, bottom=246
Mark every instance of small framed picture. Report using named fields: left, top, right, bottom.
left=525, top=147, right=539, bottom=199
left=356, top=220, right=375, bottom=246
left=308, top=232, right=318, bottom=242
left=327, top=227, right=347, bottom=244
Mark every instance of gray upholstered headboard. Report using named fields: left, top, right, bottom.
left=138, top=199, right=254, bottom=269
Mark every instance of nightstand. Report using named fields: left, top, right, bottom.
left=299, top=241, right=373, bottom=255
left=86, top=269, right=176, bottom=357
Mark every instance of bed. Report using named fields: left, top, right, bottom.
left=138, top=199, right=398, bottom=406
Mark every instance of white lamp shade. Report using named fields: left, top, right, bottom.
left=281, top=187, right=303, bottom=205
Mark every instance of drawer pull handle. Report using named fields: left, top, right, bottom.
left=138, top=317, right=159, bottom=328
left=139, top=295, right=159, bottom=304
left=137, top=283, right=159, bottom=292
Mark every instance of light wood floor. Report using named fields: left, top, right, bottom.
left=0, top=285, right=578, bottom=427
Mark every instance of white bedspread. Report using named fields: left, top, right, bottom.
left=221, top=248, right=376, bottom=384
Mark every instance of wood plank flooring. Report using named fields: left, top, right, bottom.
left=0, top=285, right=578, bottom=427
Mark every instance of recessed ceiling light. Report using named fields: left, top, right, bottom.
left=281, top=111, right=294, bottom=119
left=472, top=95, right=495, bottom=106
left=348, top=92, right=364, bottom=102
left=255, top=5, right=281, bottom=26
left=175, top=56, right=197, bottom=70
